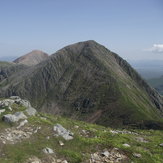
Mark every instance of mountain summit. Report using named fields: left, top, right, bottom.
left=1, top=40, right=163, bottom=128
left=13, top=50, right=49, bottom=66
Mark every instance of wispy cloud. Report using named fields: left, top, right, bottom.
left=145, top=44, right=163, bottom=53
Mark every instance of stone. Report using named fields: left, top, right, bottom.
left=19, top=99, right=31, bottom=108
left=62, top=160, right=68, bottom=163
left=101, top=150, right=110, bottom=157
left=159, top=143, right=163, bottom=147
left=17, top=119, right=28, bottom=129
left=123, top=143, right=130, bottom=147
left=25, top=156, right=42, bottom=163
left=42, top=147, right=54, bottom=154
left=59, top=140, right=64, bottom=146
left=2, top=112, right=27, bottom=123
left=53, top=124, right=73, bottom=140
left=25, top=107, right=37, bottom=116
left=10, top=96, right=21, bottom=100
left=136, top=137, right=148, bottom=143
left=133, top=153, right=142, bottom=158
left=0, top=109, right=5, bottom=114
left=74, top=125, right=79, bottom=129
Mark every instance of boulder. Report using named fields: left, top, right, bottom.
left=2, top=112, right=27, bottom=123
left=53, top=124, right=74, bottom=140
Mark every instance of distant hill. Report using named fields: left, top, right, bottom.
left=0, top=41, right=163, bottom=129
left=13, top=50, right=49, bottom=66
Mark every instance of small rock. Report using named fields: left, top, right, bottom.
left=25, top=107, right=37, bottom=116
left=74, top=125, right=79, bottom=129
left=25, top=156, right=42, bottom=163
left=42, top=147, right=54, bottom=154
left=8, top=106, right=12, bottom=111
left=53, top=124, right=74, bottom=140
left=59, top=140, right=64, bottom=146
left=136, top=137, right=148, bottom=143
left=123, top=143, right=130, bottom=147
left=0, top=109, right=5, bottom=114
left=40, top=117, right=47, bottom=120
left=17, top=119, right=28, bottom=129
left=110, top=130, right=119, bottom=134
left=10, top=96, right=21, bottom=100
left=159, top=143, right=163, bottom=147
left=133, top=153, right=142, bottom=158
left=101, top=150, right=110, bottom=157
left=62, top=160, right=68, bottom=163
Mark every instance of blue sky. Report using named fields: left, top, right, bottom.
left=0, top=0, right=163, bottom=60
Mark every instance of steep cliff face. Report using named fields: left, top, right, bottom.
left=0, top=41, right=163, bottom=128
left=13, top=50, right=49, bottom=66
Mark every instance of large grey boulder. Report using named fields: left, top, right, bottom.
left=2, top=112, right=27, bottom=123
left=53, top=124, right=74, bottom=140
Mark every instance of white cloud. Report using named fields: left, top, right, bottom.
left=146, top=44, right=163, bottom=53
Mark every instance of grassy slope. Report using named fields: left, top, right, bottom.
left=0, top=104, right=162, bottom=163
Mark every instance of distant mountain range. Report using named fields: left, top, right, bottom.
left=0, top=40, right=163, bottom=129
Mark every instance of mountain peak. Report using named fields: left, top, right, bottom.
left=13, top=50, right=49, bottom=66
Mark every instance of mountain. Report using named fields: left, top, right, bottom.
left=148, top=76, right=163, bottom=95
left=0, top=40, right=163, bottom=129
left=13, top=50, right=49, bottom=66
